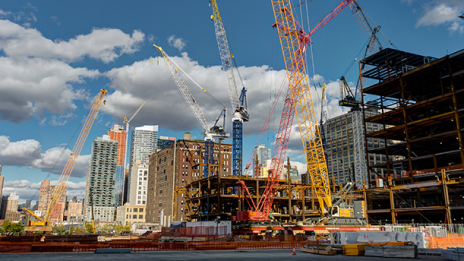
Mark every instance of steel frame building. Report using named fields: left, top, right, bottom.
left=360, top=48, right=464, bottom=224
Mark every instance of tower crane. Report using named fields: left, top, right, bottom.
left=209, top=0, right=249, bottom=176
left=154, top=44, right=229, bottom=177
left=24, top=89, right=107, bottom=229
left=122, top=101, right=145, bottom=203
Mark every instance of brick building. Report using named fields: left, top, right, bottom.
left=146, top=134, right=232, bottom=226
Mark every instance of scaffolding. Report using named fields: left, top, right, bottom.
left=360, top=48, right=464, bottom=224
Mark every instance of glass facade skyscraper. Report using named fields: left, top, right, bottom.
left=126, top=125, right=158, bottom=204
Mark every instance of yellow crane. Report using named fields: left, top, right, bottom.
left=24, top=89, right=107, bottom=230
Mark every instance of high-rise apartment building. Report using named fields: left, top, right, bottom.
left=128, top=159, right=148, bottom=205
left=67, top=196, right=83, bottom=221
left=323, top=110, right=402, bottom=185
left=256, top=144, right=271, bottom=166
left=146, top=135, right=232, bottom=225
left=84, top=135, right=118, bottom=222
left=0, top=192, right=19, bottom=219
left=126, top=125, right=158, bottom=203
left=108, top=124, right=127, bottom=207
left=158, top=136, right=176, bottom=150
left=37, top=180, right=67, bottom=221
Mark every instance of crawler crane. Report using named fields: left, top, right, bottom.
left=24, top=89, right=107, bottom=230
left=271, top=0, right=366, bottom=225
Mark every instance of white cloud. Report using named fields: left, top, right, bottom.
left=0, top=136, right=42, bottom=166
left=416, top=1, right=464, bottom=34
left=0, top=20, right=145, bottom=63
left=3, top=180, right=86, bottom=201
left=0, top=136, right=90, bottom=178
left=167, top=35, right=186, bottom=51
left=0, top=56, right=98, bottom=123
left=31, top=147, right=91, bottom=178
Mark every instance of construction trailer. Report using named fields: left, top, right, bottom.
left=359, top=48, right=464, bottom=224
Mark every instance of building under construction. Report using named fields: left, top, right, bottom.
left=360, top=48, right=464, bottom=224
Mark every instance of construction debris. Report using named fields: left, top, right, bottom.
left=442, top=248, right=464, bottom=261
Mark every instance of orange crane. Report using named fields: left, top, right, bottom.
left=271, top=0, right=353, bottom=215
left=234, top=1, right=353, bottom=222
left=24, top=89, right=107, bottom=230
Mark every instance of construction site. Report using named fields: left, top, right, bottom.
left=1, top=0, right=464, bottom=259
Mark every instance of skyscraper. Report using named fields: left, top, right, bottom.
left=128, top=159, right=148, bottom=205
left=108, top=124, right=127, bottom=207
left=256, top=144, right=270, bottom=165
left=0, top=192, right=19, bottom=220
left=37, top=180, right=67, bottom=221
left=126, top=125, right=158, bottom=203
left=157, top=136, right=176, bottom=150
left=84, top=135, right=118, bottom=222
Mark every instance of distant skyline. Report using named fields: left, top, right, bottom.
left=0, top=0, right=463, bottom=202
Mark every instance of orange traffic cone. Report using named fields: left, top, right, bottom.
left=292, top=248, right=296, bottom=255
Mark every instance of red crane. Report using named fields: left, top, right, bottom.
left=236, top=0, right=353, bottom=221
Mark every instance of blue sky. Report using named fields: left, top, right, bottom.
left=0, top=0, right=463, bottom=202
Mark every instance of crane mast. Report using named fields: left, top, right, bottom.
left=154, top=44, right=229, bottom=177
left=210, top=0, right=249, bottom=176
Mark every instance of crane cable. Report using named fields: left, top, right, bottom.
left=169, top=57, right=226, bottom=115
left=28, top=111, right=87, bottom=203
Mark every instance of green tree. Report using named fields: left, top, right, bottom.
left=84, top=222, right=95, bottom=234
left=52, top=224, right=66, bottom=235
left=2, top=220, right=11, bottom=231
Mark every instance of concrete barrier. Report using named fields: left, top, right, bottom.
left=331, top=231, right=426, bottom=248
left=95, top=248, right=131, bottom=254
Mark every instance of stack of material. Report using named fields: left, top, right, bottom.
left=342, top=244, right=365, bottom=256
left=383, top=245, right=417, bottom=258
left=0, top=236, right=42, bottom=242
left=442, top=248, right=464, bottom=261
left=365, top=242, right=417, bottom=258
left=44, top=235, right=98, bottom=244
left=365, top=246, right=384, bottom=257
left=300, top=244, right=341, bottom=255
left=331, top=231, right=426, bottom=248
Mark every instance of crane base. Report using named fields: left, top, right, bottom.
left=25, top=226, right=53, bottom=232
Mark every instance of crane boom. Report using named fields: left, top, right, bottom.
left=154, top=44, right=228, bottom=178
left=210, top=0, right=240, bottom=112
left=44, top=89, right=107, bottom=223
left=154, top=45, right=211, bottom=132
left=272, top=0, right=332, bottom=213
left=210, top=0, right=249, bottom=177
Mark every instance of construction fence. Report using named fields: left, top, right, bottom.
left=0, top=240, right=317, bottom=253
left=161, top=226, right=228, bottom=237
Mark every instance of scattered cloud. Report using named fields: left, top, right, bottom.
left=0, top=136, right=42, bottom=166
left=0, top=135, right=90, bottom=178
left=167, top=35, right=186, bottom=51
left=31, top=147, right=91, bottom=178
left=0, top=56, right=98, bottom=123
left=0, top=20, right=145, bottom=63
left=50, top=16, right=60, bottom=26
left=415, top=1, right=464, bottom=34
left=3, top=180, right=86, bottom=201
